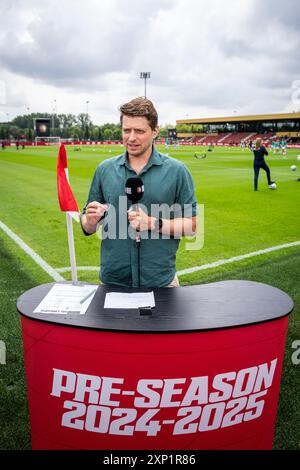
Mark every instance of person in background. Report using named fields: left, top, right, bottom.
left=253, top=138, right=275, bottom=191
left=281, top=139, right=287, bottom=159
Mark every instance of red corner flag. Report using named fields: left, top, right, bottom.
left=57, top=144, right=79, bottom=284
left=57, top=144, right=79, bottom=221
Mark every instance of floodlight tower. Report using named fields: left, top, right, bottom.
left=51, top=99, right=57, bottom=134
left=140, top=72, right=151, bottom=98
left=85, top=101, right=90, bottom=140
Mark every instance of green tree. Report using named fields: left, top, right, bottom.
left=103, top=128, right=113, bottom=140
left=176, top=124, right=191, bottom=133
left=69, top=126, right=83, bottom=140
left=84, top=126, right=90, bottom=140
left=77, top=113, right=91, bottom=130
left=0, top=125, right=6, bottom=139
left=111, top=126, right=122, bottom=140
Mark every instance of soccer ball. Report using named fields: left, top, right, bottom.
left=297, top=155, right=300, bottom=161
left=269, top=183, right=277, bottom=190
left=291, top=165, right=297, bottom=171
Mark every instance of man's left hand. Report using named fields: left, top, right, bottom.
left=128, top=208, right=153, bottom=232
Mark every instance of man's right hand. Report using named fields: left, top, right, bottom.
left=82, top=201, right=108, bottom=233
left=86, top=201, right=108, bottom=225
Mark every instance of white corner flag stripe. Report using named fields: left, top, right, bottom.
left=0, top=220, right=65, bottom=282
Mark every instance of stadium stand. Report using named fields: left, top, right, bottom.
left=176, top=112, right=300, bottom=146
left=220, top=132, right=253, bottom=145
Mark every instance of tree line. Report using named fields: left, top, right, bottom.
left=0, top=112, right=203, bottom=141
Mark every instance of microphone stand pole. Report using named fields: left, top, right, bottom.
left=134, top=202, right=141, bottom=288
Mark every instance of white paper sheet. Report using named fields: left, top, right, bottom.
left=33, top=283, right=97, bottom=315
left=104, top=292, right=155, bottom=309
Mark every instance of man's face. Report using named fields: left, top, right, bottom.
left=122, top=115, right=158, bottom=158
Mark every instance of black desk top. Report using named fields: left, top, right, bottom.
left=16, top=280, right=294, bottom=333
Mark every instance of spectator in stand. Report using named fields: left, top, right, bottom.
left=253, top=138, right=275, bottom=191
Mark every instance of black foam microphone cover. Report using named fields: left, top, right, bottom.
left=125, top=177, right=144, bottom=203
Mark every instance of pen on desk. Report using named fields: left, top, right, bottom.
left=80, top=289, right=97, bottom=304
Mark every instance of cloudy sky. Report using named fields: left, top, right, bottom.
left=0, top=0, right=299, bottom=126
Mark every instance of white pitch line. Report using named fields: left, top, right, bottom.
left=177, top=240, right=300, bottom=276
left=57, top=266, right=98, bottom=272
left=56, top=240, right=300, bottom=277
left=0, top=220, right=65, bottom=282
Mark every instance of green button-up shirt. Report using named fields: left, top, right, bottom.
left=82, top=146, right=197, bottom=288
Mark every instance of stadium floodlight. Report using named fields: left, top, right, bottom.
left=52, top=99, right=57, bottom=133
left=140, top=72, right=151, bottom=97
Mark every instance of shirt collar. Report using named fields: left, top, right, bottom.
left=117, top=146, right=163, bottom=168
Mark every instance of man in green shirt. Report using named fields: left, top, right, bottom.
left=81, top=97, right=197, bottom=288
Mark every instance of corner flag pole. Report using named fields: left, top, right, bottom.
left=65, top=208, right=78, bottom=284
left=64, top=167, right=78, bottom=284
left=57, top=144, right=80, bottom=285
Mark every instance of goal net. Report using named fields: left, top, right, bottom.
left=35, top=136, right=61, bottom=146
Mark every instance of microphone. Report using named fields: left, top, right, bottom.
left=125, top=176, right=144, bottom=232
left=125, top=177, right=144, bottom=204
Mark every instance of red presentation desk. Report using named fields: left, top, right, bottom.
left=17, top=280, right=293, bottom=450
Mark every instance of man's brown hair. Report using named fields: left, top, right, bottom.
left=119, top=97, right=158, bottom=130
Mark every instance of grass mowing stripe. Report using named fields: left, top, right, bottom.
left=0, top=220, right=64, bottom=282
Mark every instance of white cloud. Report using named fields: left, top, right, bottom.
left=0, top=0, right=299, bottom=125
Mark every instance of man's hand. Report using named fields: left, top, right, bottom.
left=86, top=201, right=108, bottom=225
left=81, top=201, right=108, bottom=234
left=128, top=208, right=197, bottom=237
left=128, top=207, right=151, bottom=232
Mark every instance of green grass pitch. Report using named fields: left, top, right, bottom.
left=0, top=143, right=299, bottom=449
